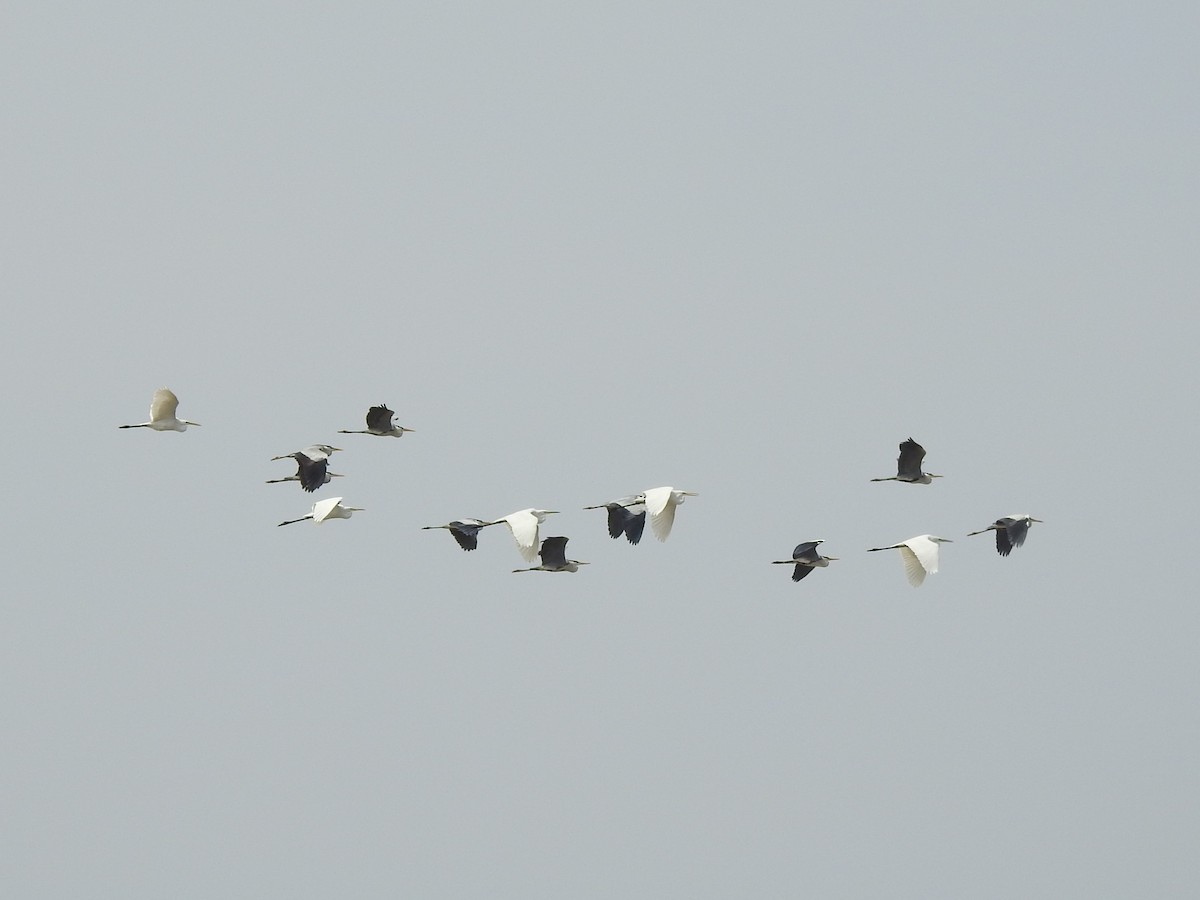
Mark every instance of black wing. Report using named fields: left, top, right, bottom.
left=538, top=536, right=570, bottom=567
left=296, top=455, right=329, bottom=492
left=449, top=520, right=485, bottom=551
left=604, top=504, right=646, bottom=545
left=604, top=504, right=628, bottom=539
left=792, top=564, right=814, bottom=582
left=896, top=438, right=926, bottom=479
left=365, top=404, right=394, bottom=432
left=792, top=541, right=823, bottom=564
left=623, top=509, right=647, bottom=545
left=995, top=517, right=1028, bottom=557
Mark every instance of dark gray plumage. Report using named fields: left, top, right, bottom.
left=338, top=404, right=414, bottom=437
left=267, top=452, right=338, bottom=492
left=968, top=515, right=1043, bottom=557
left=512, top=536, right=589, bottom=573
left=771, top=540, right=838, bottom=582
left=584, top=497, right=647, bottom=545
left=871, top=437, right=941, bottom=484
left=421, top=518, right=495, bottom=551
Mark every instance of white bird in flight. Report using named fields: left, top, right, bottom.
left=870, top=438, right=941, bottom=484
left=867, top=534, right=953, bottom=587
left=118, top=388, right=200, bottom=432
left=640, top=486, right=699, bottom=542
left=273, top=444, right=342, bottom=461
left=488, top=508, right=560, bottom=562
left=277, top=496, right=364, bottom=527
left=771, top=540, right=838, bottom=582
left=338, top=404, right=414, bottom=438
left=512, top=536, right=590, bottom=573
left=968, top=515, right=1043, bottom=557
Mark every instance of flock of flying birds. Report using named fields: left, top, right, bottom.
left=120, top=389, right=1043, bottom=585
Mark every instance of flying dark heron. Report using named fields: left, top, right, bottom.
left=870, top=438, right=941, bottom=484
left=267, top=451, right=341, bottom=492
left=867, top=534, right=953, bottom=587
left=270, top=446, right=345, bottom=489
left=968, top=515, right=1043, bottom=556
left=421, top=518, right=497, bottom=551
left=512, top=536, right=589, bottom=573
left=583, top=496, right=647, bottom=545
left=338, top=404, right=414, bottom=437
left=118, top=388, right=200, bottom=432
left=488, top=508, right=561, bottom=562
left=277, top=496, right=364, bottom=527
left=771, top=540, right=838, bottom=582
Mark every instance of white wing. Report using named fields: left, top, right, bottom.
left=503, top=510, right=541, bottom=562
left=641, top=486, right=677, bottom=542
left=312, top=497, right=344, bottom=523
left=897, top=546, right=928, bottom=587
left=149, top=388, right=180, bottom=423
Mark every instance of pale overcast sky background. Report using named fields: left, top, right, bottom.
left=3, top=2, right=1197, bottom=897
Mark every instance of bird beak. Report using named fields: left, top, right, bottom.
left=1032, top=518, right=1045, bottom=523
left=825, top=556, right=840, bottom=561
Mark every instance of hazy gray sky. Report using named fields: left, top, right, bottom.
left=3, top=2, right=1197, bottom=897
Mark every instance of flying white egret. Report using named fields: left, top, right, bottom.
left=118, top=388, right=200, bottom=432
left=640, top=486, right=699, bottom=542
left=266, top=452, right=341, bottom=492
left=272, top=444, right=342, bottom=462
left=583, top=496, right=647, bottom=545
left=488, top=508, right=560, bottom=562
left=968, top=515, right=1043, bottom=557
left=421, top=518, right=497, bottom=551
left=338, top=404, right=414, bottom=437
left=277, top=496, right=364, bottom=527
left=512, top=536, right=589, bottom=573
left=771, top=540, right=838, bottom=582
left=871, top=438, right=941, bottom=484
left=867, top=534, right=953, bottom=587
